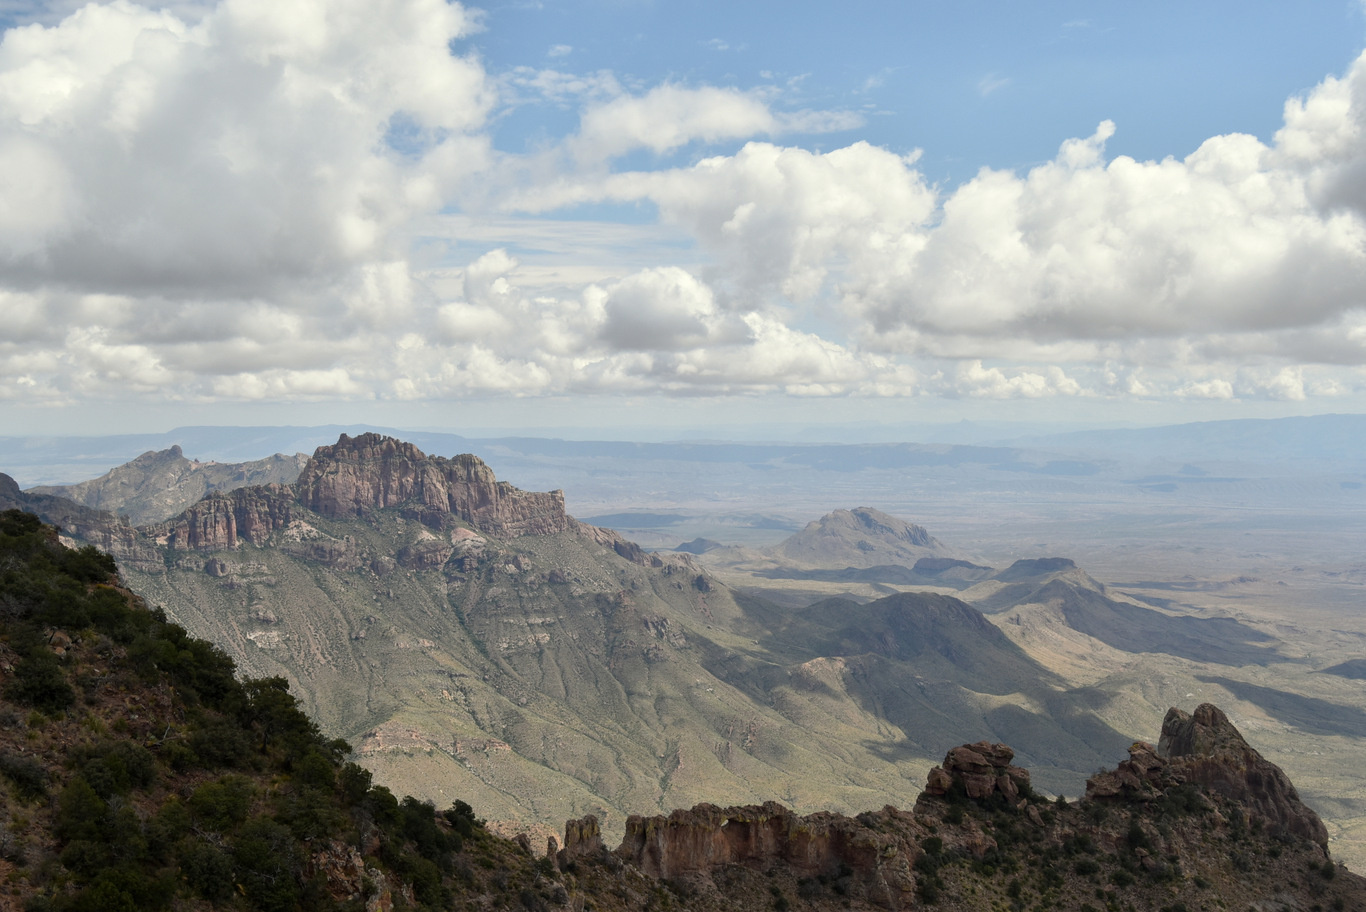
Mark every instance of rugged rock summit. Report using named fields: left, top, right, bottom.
left=923, top=741, right=1031, bottom=802
left=295, top=434, right=572, bottom=537
left=1160, top=703, right=1330, bottom=845
left=144, top=433, right=573, bottom=553
left=1085, top=703, right=1329, bottom=845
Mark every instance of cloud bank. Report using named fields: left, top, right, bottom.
left=3, top=0, right=1366, bottom=413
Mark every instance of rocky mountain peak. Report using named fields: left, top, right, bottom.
left=1082, top=703, right=1329, bottom=847
left=775, top=506, right=944, bottom=569
left=152, top=433, right=573, bottom=553
left=295, top=432, right=571, bottom=536
left=1159, top=703, right=1329, bottom=846
left=550, top=704, right=1361, bottom=910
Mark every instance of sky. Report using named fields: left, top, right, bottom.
left=4, top=0, right=1366, bottom=439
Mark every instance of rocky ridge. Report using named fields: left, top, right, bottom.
left=137, top=433, right=573, bottom=555
left=549, top=703, right=1364, bottom=910
left=29, top=445, right=309, bottom=525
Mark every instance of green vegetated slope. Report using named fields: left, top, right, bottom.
left=0, top=509, right=562, bottom=912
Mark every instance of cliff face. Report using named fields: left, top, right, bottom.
left=153, top=485, right=297, bottom=551
left=294, top=433, right=572, bottom=537
left=614, top=802, right=895, bottom=883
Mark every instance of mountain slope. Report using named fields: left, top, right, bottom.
left=966, top=559, right=1278, bottom=666
left=29, top=445, right=308, bottom=524
left=17, top=434, right=1133, bottom=839
left=0, top=508, right=573, bottom=912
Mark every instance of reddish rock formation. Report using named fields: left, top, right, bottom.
left=156, top=485, right=296, bottom=551
left=1158, top=703, right=1329, bottom=847
left=1084, top=741, right=1175, bottom=803
left=295, top=433, right=571, bottom=537
left=131, top=434, right=574, bottom=553
left=611, top=802, right=914, bottom=906
left=921, top=740, right=1031, bottom=802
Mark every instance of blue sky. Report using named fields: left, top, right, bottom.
left=3, top=0, right=1366, bottom=439
left=477, top=1, right=1364, bottom=177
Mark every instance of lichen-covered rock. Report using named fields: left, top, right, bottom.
left=560, top=814, right=606, bottom=860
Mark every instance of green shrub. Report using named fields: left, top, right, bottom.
left=189, top=776, right=254, bottom=831
left=5, top=651, right=75, bottom=713
left=0, top=752, right=49, bottom=799
left=54, top=777, right=108, bottom=844
left=232, top=817, right=302, bottom=912
left=77, top=740, right=157, bottom=798
left=177, top=836, right=236, bottom=901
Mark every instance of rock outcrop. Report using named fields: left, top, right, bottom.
left=154, top=485, right=297, bottom=551
left=294, top=433, right=572, bottom=537
left=1159, top=702, right=1329, bottom=846
left=10, top=435, right=576, bottom=558
left=922, top=740, right=1032, bottom=802
left=553, top=704, right=1356, bottom=911
left=607, top=801, right=914, bottom=907
left=119, top=434, right=575, bottom=554
left=1082, top=740, right=1173, bottom=803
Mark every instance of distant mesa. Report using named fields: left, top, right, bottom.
left=675, top=537, right=725, bottom=554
